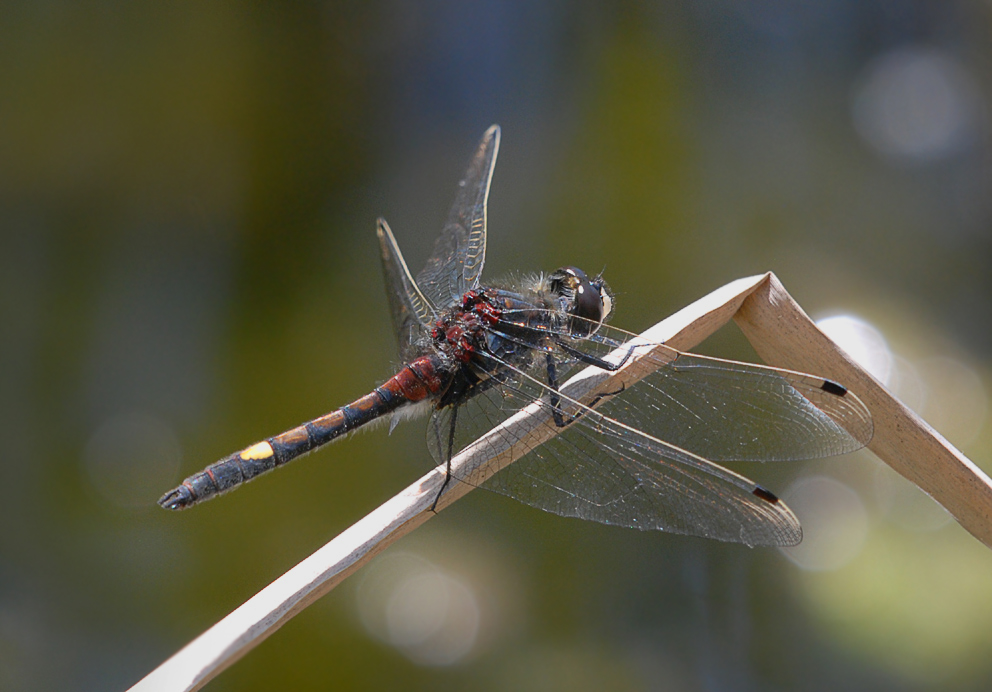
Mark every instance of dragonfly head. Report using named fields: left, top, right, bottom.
left=549, top=266, right=613, bottom=337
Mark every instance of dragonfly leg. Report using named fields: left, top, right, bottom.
left=546, top=352, right=625, bottom=428
left=557, top=340, right=636, bottom=372
left=430, top=404, right=459, bottom=512
left=545, top=353, right=569, bottom=428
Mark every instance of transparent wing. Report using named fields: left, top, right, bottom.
left=415, top=125, right=500, bottom=310
left=427, top=356, right=803, bottom=547
left=423, top=315, right=875, bottom=546
left=376, top=218, right=435, bottom=361
left=481, top=314, right=874, bottom=462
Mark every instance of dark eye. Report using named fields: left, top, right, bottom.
left=572, top=279, right=604, bottom=327
left=591, top=278, right=613, bottom=321
left=550, top=266, right=609, bottom=337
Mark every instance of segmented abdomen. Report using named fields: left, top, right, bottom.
left=158, top=354, right=450, bottom=509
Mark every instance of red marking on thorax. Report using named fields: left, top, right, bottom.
left=430, top=289, right=504, bottom=364
left=474, top=301, right=500, bottom=325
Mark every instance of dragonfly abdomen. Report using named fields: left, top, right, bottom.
left=158, top=354, right=450, bottom=510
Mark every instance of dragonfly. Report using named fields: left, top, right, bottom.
left=159, top=125, right=873, bottom=547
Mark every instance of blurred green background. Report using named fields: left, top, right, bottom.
left=3, top=2, right=992, bottom=690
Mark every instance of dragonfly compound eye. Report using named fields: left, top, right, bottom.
left=550, top=266, right=609, bottom=337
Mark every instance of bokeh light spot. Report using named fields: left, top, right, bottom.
left=915, top=356, right=987, bottom=448
left=852, top=47, right=980, bottom=162
left=780, top=475, right=869, bottom=571
left=355, top=552, right=481, bottom=666
left=888, top=356, right=926, bottom=414
left=816, top=314, right=893, bottom=385
left=874, top=461, right=953, bottom=533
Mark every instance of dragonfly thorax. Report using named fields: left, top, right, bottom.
left=431, top=289, right=504, bottom=364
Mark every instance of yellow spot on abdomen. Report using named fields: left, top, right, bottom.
left=241, top=441, right=274, bottom=461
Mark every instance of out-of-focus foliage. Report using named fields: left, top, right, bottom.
left=2, top=2, right=992, bottom=691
